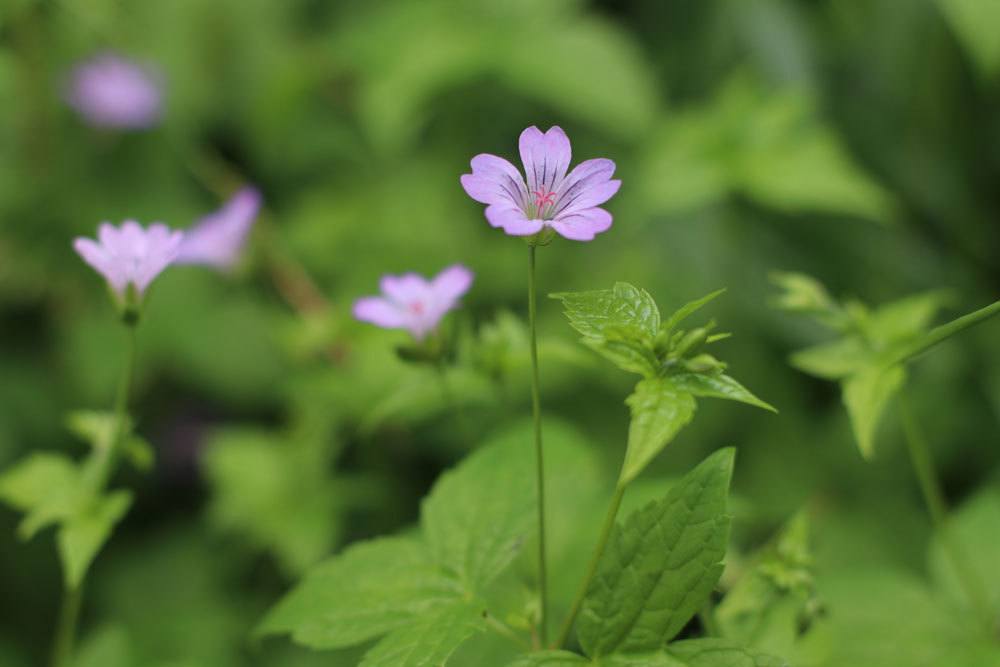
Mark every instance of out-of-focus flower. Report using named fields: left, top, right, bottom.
left=73, top=221, right=183, bottom=297
left=175, top=188, right=262, bottom=270
left=353, top=265, right=474, bottom=340
left=66, top=53, right=163, bottom=130
left=460, top=126, right=620, bottom=241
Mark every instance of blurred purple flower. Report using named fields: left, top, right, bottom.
left=353, top=265, right=474, bottom=340
left=460, top=126, right=621, bottom=241
left=66, top=53, right=163, bottom=130
left=175, top=187, right=262, bottom=270
left=74, top=221, right=183, bottom=296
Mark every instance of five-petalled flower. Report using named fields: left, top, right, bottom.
left=460, top=126, right=620, bottom=242
left=74, top=221, right=183, bottom=299
left=353, top=265, right=474, bottom=340
left=175, top=187, right=262, bottom=270
left=66, top=53, right=163, bottom=130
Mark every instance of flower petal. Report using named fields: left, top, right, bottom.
left=553, top=158, right=620, bottom=217
left=353, top=297, right=407, bottom=329
left=460, top=154, right=528, bottom=207
left=431, top=264, right=474, bottom=303
left=380, top=273, right=431, bottom=305
left=74, top=237, right=128, bottom=294
left=519, top=126, right=571, bottom=197
left=549, top=207, right=613, bottom=242
left=176, top=187, right=262, bottom=268
left=133, top=229, right=183, bottom=293
left=485, top=204, right=545, bottom=237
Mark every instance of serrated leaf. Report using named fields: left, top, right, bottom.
left=551, top=283, right=660, bottom=340
left=663, top=638, right=789, bottom=667
left=258, top=536, right=457, bottom=649
left=620, top=379, right=697, bottom=485
left=842, top=365, right=905, bottom=459
left=583, top=335, right=659, bottom=378
left=669, top=373, right=776, bottom=413
left=662, top=290, right=726, bottom=333
left=359, top=601, right=485, bottom=667
left=421, top=429, right=536, bottom=592
left=506, top=651, right=590, bottom=666
left=578, top=449, right=734, bottom=657
left=58, top=490, right=132, bottom=589
left=789, top=337, right=869, bottom=380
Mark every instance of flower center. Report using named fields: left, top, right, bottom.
left=408, top=301, right=425, bottom=316
left=533, top=188, right=557, bottom=218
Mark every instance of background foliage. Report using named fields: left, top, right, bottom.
left=1, top=1, right=998, bottom=665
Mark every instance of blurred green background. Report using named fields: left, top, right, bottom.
left=1, top=0, right=999, bottom=665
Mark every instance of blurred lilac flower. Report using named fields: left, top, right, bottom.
left=175, top=187, right=262, bottom=269
left=74, top=221, right=183, bottom=297
left=66, top=53, right=163, bottom=130
left=460, top=126, right=621, bottom=241
left=353, top=265, right=474, bottom=340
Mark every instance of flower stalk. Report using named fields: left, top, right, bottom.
left=527, top=244, right=548, bottom=646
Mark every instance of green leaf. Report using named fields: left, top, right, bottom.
left=620, top=379, right=697, bottom=485
left=359, top=601, right=485, bottom=667
left=929, top=488, right=1000, bottom=614
left=664, top=638, right=788, bottom=667
left=583, top=334, right=660, bottom=378
left=257, top=536, right=457, bottom=649
left=66, top=410, right=122, bottom=452
left=936, top=0, right=1000, bottom=80
left=421, top=429, right=536, bottom=592
left=551, top=283, right=660, bottom=341
left=669, top=373, right=776, bottom=413
left=578, top=449, right=734, bottom=657
left=789, top=337, right=869, bottom=380
left=866, top=290, right=947, bottom=347
left=842, top=365, right=905, bottom=459
left=506, top=651, right=590, bottom=666
left=58, top=491, right=132, bottom=589
left=661, top=289, right=726, bottom=333
left=0, top=453, right=78, bottom=512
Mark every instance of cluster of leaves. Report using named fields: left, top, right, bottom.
left=0, top=411, right=149, bottom=589
left=551, top=283, right=774, bottom=484
left=771, top=272, right=947, bottom=458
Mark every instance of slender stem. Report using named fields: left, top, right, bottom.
left=528, top=245, right=548, bottom=646
left=50, top=586, right=82, bottom=667
left=555, top=482, right=626, bottom=648
left=888, top=299, right=1000, bottom=367
left=698, top=599, right=720, bottom=637
left=898, top=393, right=993, bottom=630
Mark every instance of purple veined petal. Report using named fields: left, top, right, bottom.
left=549, top=207, right=613, bottom=242
left=431, top=264, right=474, bottom=304
left=552, top=158, right=620, bottom=217
left=460, top=154, right=528, bottom=208
left=519, top=126, right=571, bottom=199
left=74, top=237, right=129, bottom=294
left=485, top=203, right=546, bottom=237
left=380, top=273, right=432, bottom=305
left=175, top=187, right=262, bottom=268
left=353, top=297, right=408, bottom=329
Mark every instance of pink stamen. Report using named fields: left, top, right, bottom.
left=533, top=188, right=557, bottom=209
left=408, top=301, right=425, bottom=315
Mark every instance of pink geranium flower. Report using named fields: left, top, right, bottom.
left=460, top=126, right=620, bottom=241
left=175, top=187, right=262, bottom=270
left=73, top=221, right=183, bottom=297
left=66, top=53, right=163, bottom=130
left=353, top=265, right=474, bottom=340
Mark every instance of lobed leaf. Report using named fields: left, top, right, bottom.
left=663, top=638, right=789, bottom=667
left=257, top=536, right=458, bottom=649
left=578, top=449, right=734, bottom=657
left=359, top=601, right=485, bottom=667
left=620, top=379, right=697, bottom=485
left=551, top=283, right=660, bottom=341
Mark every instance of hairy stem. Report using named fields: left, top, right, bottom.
left=555, top=482, right=627, bottom=648
left=528, top=245, right=548, bottom=646
left=50, top=586, right=82, bottom=667
left=888, top=299, right=1000, bottom=367
left=898, top=393, right=993, bottom=631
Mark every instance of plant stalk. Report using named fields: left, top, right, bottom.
left=50, top=585, right=82, bottom=667
left=528, top=245, right=548, bottom=646
left=555, top=481, right=627, bottom=648
left=897, top=393, right=993, bottom=631
left=888, top=299, right=1000, bottom=367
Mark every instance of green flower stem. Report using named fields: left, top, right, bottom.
left=56, top=321, right=137, bottom=667
left=528, top=245, right=548, bottom=646
left=698, top=600, right=720, bottom=637
left=555, top=480, right=627, bottom=649
left=898, top=392, right=993, bottom=631
left=50, top=585, right=82, bottom=667
left=888, top=299, right=1000, bottom=367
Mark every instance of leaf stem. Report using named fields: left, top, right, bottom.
left=897, top=392, right=993, bottom=631
left=49, top=585, right=82, bottom=667
left=555, top=481, right=626, bottom=649
left=888, top=299, right=1000, bottom=367
left=528, top=245, right=548, bottom=646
